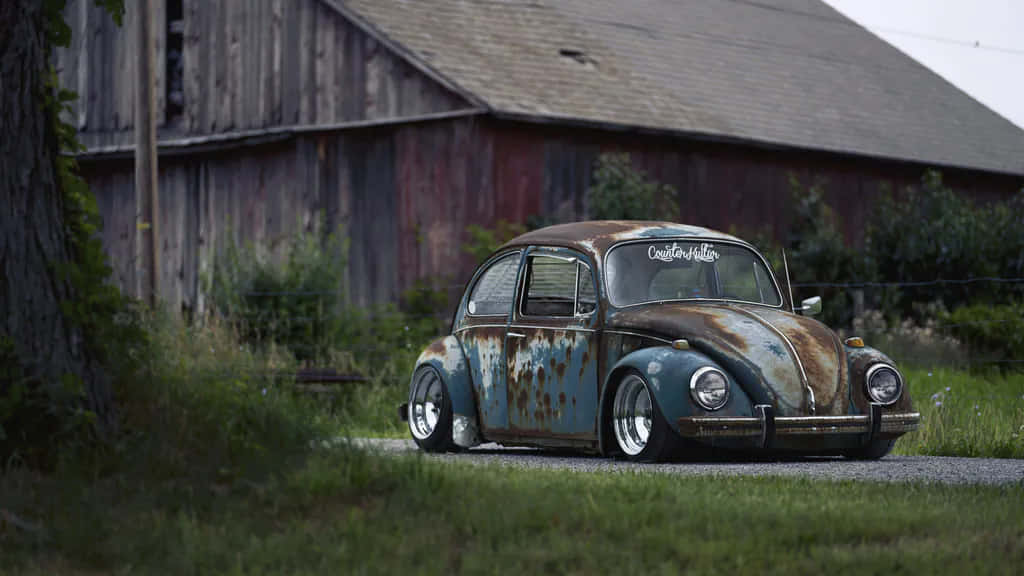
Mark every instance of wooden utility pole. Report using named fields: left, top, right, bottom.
left=135, top=0, right=160, bottom=305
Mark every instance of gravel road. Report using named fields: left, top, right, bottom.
left=355, top=438, right=1024, bottom=486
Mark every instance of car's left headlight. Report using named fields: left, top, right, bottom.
left=690, top=367, right=729, bottom=410
left=865, top=364, right=903, bottom=405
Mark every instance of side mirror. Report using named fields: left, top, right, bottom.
left=799, top=296, right=822, bottom=316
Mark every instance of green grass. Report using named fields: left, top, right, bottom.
left=895, top=367, right=1024, bottom=458
left=1, top=319, right=1022, bottom=575
left=2, top=446, right=1022, bottom=575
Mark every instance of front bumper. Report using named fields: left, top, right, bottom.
left=678, top=404, right=920, bottom=449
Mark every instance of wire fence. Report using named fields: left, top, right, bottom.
left=212, top=275, right=1024, bottom=377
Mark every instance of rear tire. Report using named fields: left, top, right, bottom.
left=408, top=366, right=457, bottom=453
left=843, top=438, right=895, bottom=460
left=610, top=370, right=676, bottom=462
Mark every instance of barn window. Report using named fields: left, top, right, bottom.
left=166, top=0, right=184, bottom=123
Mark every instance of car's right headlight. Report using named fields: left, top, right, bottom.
left=865, top=364, right=903, bottom=405
left=690, top=367, right=729, bottom=410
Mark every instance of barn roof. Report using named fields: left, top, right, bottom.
left=335, top=0, right=1024, bottom=176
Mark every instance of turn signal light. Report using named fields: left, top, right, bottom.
left=845, top=337, right=865, bottom=348
left=672, top=339, right=690, bottom=350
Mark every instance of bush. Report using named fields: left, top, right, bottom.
left=943, top=303, right=1024, bottom=368
left=866, top=172, right=1024, bottom=317
left=462, top=219, right=527, bottom=264
left=587, top=152, right=679, bottom=220
left=207, top=224, right=349, bottom=365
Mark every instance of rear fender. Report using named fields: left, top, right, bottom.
left=413, top=336, right=480, bottom=447
left=598, top=346, right=754, bottom=454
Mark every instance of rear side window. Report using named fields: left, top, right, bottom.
left=468, top=253, right=521, bottom=316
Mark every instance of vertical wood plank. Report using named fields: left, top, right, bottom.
left=207, top=0, right=223, bottom=132
left=270, top=0, right=283, bottom=125
left=333, top=15, right=347, bottom=124
left=364, top=37, right=379, bottom=119
left=214, top=0, right=228, bottom=131
left=298, top=0, right=315, bottom=124
left=258, top=0, right=271, bottom=127
left=378, top=44, right=397, bottom=118
left=230, top=0, right=243, bottom=130
left=183, top=0, right=200, bottom=133
left=101, top=8, right=114, bottom=137
left=121, top=1, right=136, bottom=132
left=153, top=0, right=166, bottom=127
left=281, top=0, right=299, bottom=124
left=314, top=2, right=335, bottom=124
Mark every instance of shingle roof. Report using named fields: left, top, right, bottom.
left=338, top=0, right=1024, bottom=176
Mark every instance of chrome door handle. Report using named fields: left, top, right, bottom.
left=507, top=332, right=526, bottom=338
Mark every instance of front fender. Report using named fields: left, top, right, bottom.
left=413, top=336, right=480, bottom=447
left=599, top=346, right=755, bottom=453
left=845, top=345, right=915, bottom=414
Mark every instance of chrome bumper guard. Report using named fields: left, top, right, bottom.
left=678, top=404, right=920, bottom=449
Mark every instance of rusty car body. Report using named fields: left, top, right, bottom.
left=401, top=221, right=919, bottom=461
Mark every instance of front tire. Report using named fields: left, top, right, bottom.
left=611, top=370, right=676, bottom=462
left=408, top=366, right=457, bottom=453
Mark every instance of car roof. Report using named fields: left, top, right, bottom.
left=501, top=221, right=748, bottom=258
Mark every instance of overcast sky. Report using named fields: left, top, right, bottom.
left=823, top=0, right=1024, bottom=129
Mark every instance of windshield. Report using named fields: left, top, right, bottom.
left=605, top=240, right=782, bottom=308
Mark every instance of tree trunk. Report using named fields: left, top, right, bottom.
left=0, top=1, right=113, bottom=436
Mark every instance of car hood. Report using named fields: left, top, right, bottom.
left=607, top=302, right=848, bottom=416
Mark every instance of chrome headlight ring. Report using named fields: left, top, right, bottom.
left=689, top=366, right=730, bottom=411
left=865, top=363, right=903, bottom=406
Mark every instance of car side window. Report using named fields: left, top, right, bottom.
left=521, top=254, right=595, bottom=317
left=468, top=253, right=521, bottom=316
left=523, top=255, right=577, bottom=316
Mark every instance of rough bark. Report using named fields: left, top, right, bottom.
left=0, top=0, right=113, bottom=436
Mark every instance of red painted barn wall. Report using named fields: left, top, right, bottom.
left=81, top=115, right=1024, bottom=318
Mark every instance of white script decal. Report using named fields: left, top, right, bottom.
left=647, top=242, right=720, bottom=263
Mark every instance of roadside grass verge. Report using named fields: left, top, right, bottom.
left=344, top=359, right=1024, bottom=458
left=2, top=446, right=1022, bottom=575
left=1, top=318, right=1022, bottom=575
left=895, top=367, right=1024, bottom=458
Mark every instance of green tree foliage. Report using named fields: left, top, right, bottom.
left=587, top=152, right=679, bottom=221
left=785, top=177, right=866, bottom=327
left=462, top=220, right=527, bottom=264
left=867, top=171, right=1024, bottom=316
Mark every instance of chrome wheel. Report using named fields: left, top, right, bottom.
left=613, top=374, right=653, bottom=456
left=409, top=367, right=444, bottom=440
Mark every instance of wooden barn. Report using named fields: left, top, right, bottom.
left=58, top=0, right=1024, bottom=315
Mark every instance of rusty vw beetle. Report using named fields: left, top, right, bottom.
left=401, top=222, right=919, bottom=462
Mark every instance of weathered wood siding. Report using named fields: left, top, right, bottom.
left=81, top=118, right=499, bottom=313
left=57, top=0, right=468, bottom=150
left=81, top=115, right=1023, bottom=316
left=55, top=0, right=167, bottom=141
left=483, top=121, right=1024, bottom=246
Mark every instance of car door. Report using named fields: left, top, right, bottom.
left=454, top=250, right=522, bottom=434
left=505, top=247, right=600, bottom=439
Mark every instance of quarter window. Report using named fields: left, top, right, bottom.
left=467, top=253, right=521, bottom=316
left=577, top=264, right=597, bottom=315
